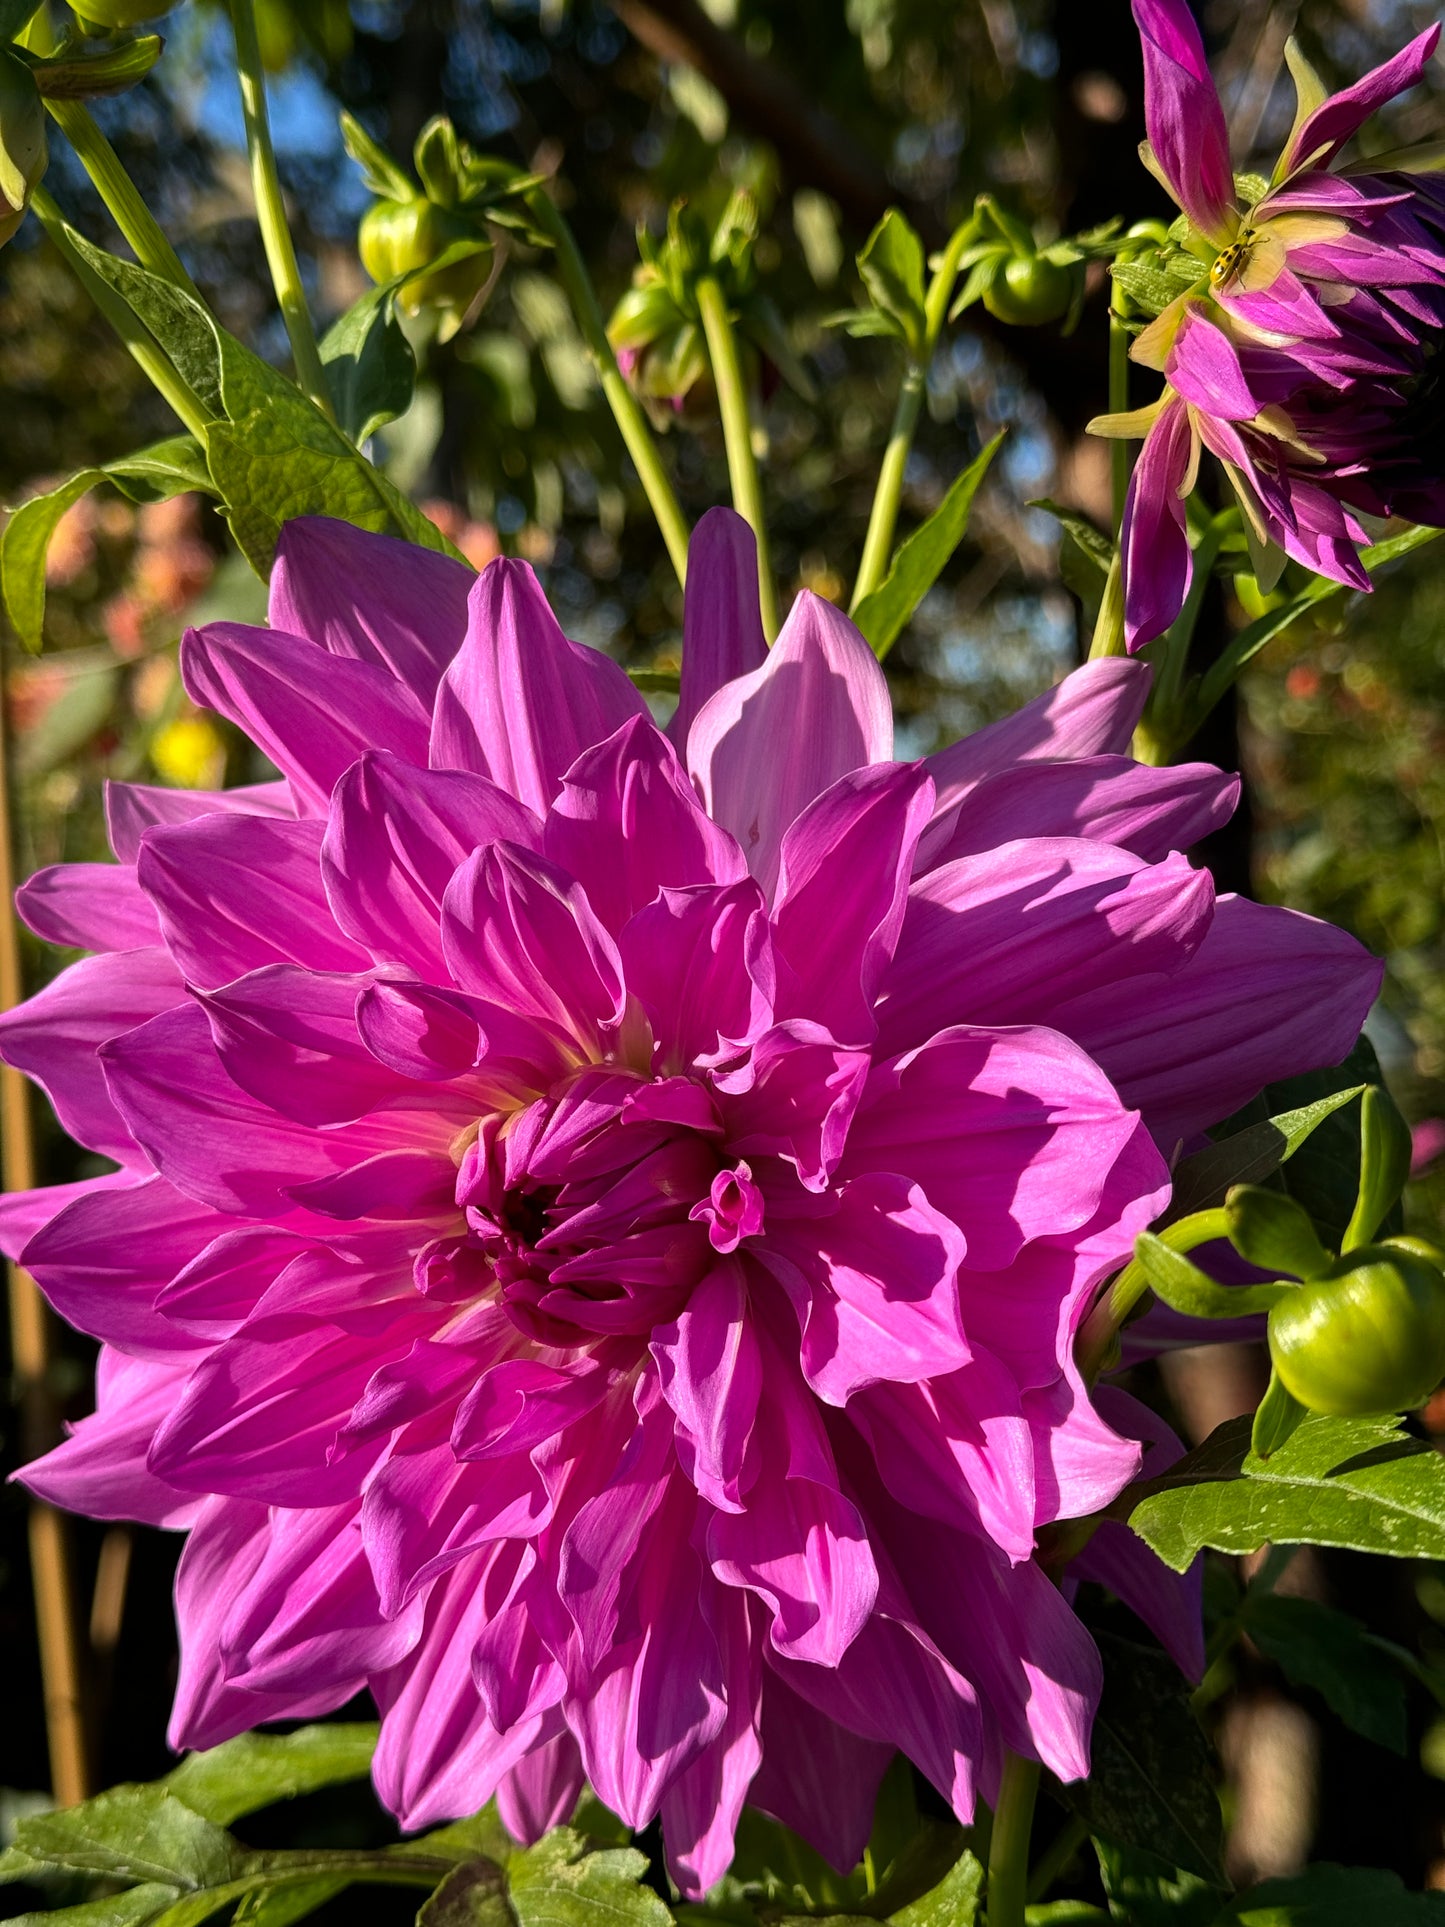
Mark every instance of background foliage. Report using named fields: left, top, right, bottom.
left=6, top=0, right=1445, bottom=1914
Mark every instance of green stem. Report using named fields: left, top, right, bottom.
left=526, top=189, right=691, bottom=591
left=1134, top=520, right=1224, bottom=766
left=44, top=97, right=198, bottom=296
left=988, top=1752, right=1040, bottom=1927
left=1109, top=302, right=1131, bottom=537
left=697, top=272, right=777, bottom=640
left=230, top=0, right=334, bottom=421
left=850, top=221, right=976, bottom=612
left=1087, top=552, right=1126, bottom=660
left=1076, top=1208, right=1231, bottom=1381
left=31, top=186, right=211, bottom=441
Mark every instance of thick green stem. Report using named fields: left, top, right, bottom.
left=526, top=189, right=691, bottom=591
left=1088, top=552, right=1126, bottom=660
left=697, top=273, right=777, bottom=640
left=988, top=1752, right=1040, bottom=1927
left=850, top=221, right=977, bottom=612
left=1076, top=1208, right=1231, bottom=1381
left=45, top=97, right=198, bottom=296
left=31, top=186, right=211, bottom=441
left=230, top=0, right=334, bottom=421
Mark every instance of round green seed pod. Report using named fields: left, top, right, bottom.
left=358, top=197, right=493, bottom=319
left=981, top=254, right=1077, bottom=327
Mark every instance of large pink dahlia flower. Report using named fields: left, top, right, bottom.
left=0, top=512, right=1379, bottom=1893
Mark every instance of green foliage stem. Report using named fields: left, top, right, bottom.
left=44, top=97, right=197, bottom=297
left=697, top=271, right=777, bottom=640
left=524, top=186, right=691, bottom=591
left=986, top=1752, right=1039, bottom=1927
left=229, top=0, right=334, bottom=423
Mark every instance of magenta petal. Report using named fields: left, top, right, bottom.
left=1169, top=309, right=1265, bottom=421
left=687, top=592, right=892, bottom=898
left=658, top=1589, right=762, bottom=1899
left=105, top=778, right=292, bottom=861
left=0, top=947, right=184, bottom=1162
left=1131, top=0, right=1234, bottom=238
left=0, top=1170, right=137, bottom=1262
left=668, top=507, right=769, bottom=753
left=618, top=881, right=775, bottom=1074
left=270, top=517, right=473, bottom=708
left=772, top=762, right=935, bottom=1046
left=496, top=1730, right=586, bottom=1846
left=652, top=1260, right=762, bottom=1511
left=928, top=756, right=1237, bottom=868
left=431, top=559, right=646, bottom=810
left=545, top=716, right=747, bottom=935
left=19, top=1350, right=202, bottom=1528
left=1121, top=397, right=1195, bottom=652
left=323, top=751, right=541, bottom=976
left=138, top=815, right=369, bottom=988
left=1051, top=893, right=1383, bottom=1147
left=441, top=843, right=626, bottom=1043
left=17, top=862, right=161, bottom=952
left=181, top=623, right=429, bottom=812
left=714, top=1021, right=870, bottom=1191
left=749, top=1668, right=893, bottom=1872
left=1286, top=24, right=1441, bottom=172
left=924, top=660, right=1152, bottom=822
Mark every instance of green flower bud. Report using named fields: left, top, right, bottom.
left=358, top=197, right=493, bottom=321
left=981, top=254, right=1079, bottom=327
left=0, top=50, right=46, bottom=247
left=1267, top=1242, right=1445, bottom=1417
left=68, top=0, right=178, bottom=31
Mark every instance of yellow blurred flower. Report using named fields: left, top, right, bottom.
left=151, top=713, right=226, bottom=790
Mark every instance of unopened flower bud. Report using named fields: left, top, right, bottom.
left=0, top=51, right=45, bottom=248
left=982, top=252, right=1079, bottom=328
left=1267, top=1242, right=1445, bottom=1417
left=358, top=197, right=494, bottom=323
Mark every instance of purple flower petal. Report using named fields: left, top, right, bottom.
left=1285, top=24, right=1441, bottom=173
left=1121, top=395, right=1196, bottom=651
left=1132, top=0, right=1235, bottom=240
left=669, top=507, right=768, bottom=752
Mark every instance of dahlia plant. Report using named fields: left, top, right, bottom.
left=1, top=4, right=1445, bottom=1926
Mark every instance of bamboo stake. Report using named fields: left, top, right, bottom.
left=0, top=648, right=90, bottom=1806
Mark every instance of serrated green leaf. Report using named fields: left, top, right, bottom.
left=0, top=1886, right=183, bottom=1927
left=13, top=1788, right=246, bottom=1890
left=1127, top=1413, right=1445, bottom=1571
left=414, top=1859, right=511, bottom=1927
left=2, top=469, right=107, bottom=652
left=1239, top=1593, right=1408, bottom=1752
left=504, top=1830, right=674, bottom=1927
left=163, top=1724, right=379, bottom=1827
left=1054, top=1635, right=1223, bottom=1884
left=320, top=282, right=417, bottom=445
left=231, top=1880, right=349, bottom=1927
left=1094, top=1840, right=1223, bottom=1927
left=857, top=210, right=928, bottom=356
left=1221, top=1863, right=1445, bottom=1923
left=62, top=227, right=223, bottom=419
left=852, top=435, right=1002, bottom=659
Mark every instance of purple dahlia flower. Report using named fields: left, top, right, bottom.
left=1097, top=0, right=1445, bottom=648
left=0, top=513, right=1378, bottom=1893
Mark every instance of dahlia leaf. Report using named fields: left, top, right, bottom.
left=856, top=210, right=928, bottom=358
left=7, top=1787, right=247, bottom=1889
left=230, top=1881, right=351, bottom=1927
left=1125, top=1413, right=1445, bottom=1571
left=1053, top=1634, right=1224, bottom=1885
left=1093, top=1839, right=1222, bottom=1927
left=0, top=1886, right=184, bottom=1927
left=59, top=227, right=225, bottom=418
left=1216, top=1863, right=1445, bottom=1923
left=1239, top=1592, right=1409, bottom=1753
left=502, top=1831, right=674, bottom=1927
left=320, top=282, right=417, bottom=446
left=162, top=1724, right=380, bottom=1827
left=884, top=1846, right=983, bottom=1924
left=414, top=1858, right=512, bottom=1927
left=852, top=434, right=1003, bottom=660
left=1167, top=1085, right=1364, bottom=1220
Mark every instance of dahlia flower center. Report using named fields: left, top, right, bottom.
left=452, top=1063, right=748, bottom=1344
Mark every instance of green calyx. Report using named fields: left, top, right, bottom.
left=981, top=252, right=1079, bottom=327
left=67, top=0, right=175, bottom=32
left=0, top=47, right=45, bottom=241
left=358, top=198, right=494, bottom=322
left=1268, top=1242, right=1445, bottom=1418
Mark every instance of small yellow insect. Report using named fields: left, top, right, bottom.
left=1211, top=239, right=1250, bottom=288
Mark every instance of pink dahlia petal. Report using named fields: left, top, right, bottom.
left=652, top=1259, right=763, bottom=1513
left=17, top=862, right=161, bottom=952
left=22, top=1174, right=232, bottom=1357
left=618, top=881, right=775, bottom=1074
left=1285, top=24, right=1441, bottom=173
left=156, top=1225, right=318, bottom=1339
left=876, top=840, right=1214, bottom=1059
left=441, top=843, right=626, bottom=1044
left=749, top=1667, right=894, bottom=1872
left=469, top=1545, right=569, bottom=1738
left=544, top=716, right=747, bottom=935
left=181, top=623, right=429, bottom=812
left=431, top=558, right=646, bottom=811
left=323, top=752, right=540, bottom=976
left=924, top=659, right=1152, bottom=821
left=668, top=507, right=769, bottom=753
left=496, top=1730, right=586, bottom=1846
left=106, top=777, right=292, bottom=862
left=1121, top=396, right=1195, bottom=652
left=19, top=1350, right=202, bottom=1528
left=0, top=947, right=184, bottom=1163
left=171, top=1498, right=353, bottom=1751
left=362, top=1445, right=551, bottom=1617
left=714, top=1020, right=870, bottom=1191
left=772, top=762, right=935, bottom=1048
left=1050, top=893, right=1382, bottom=1147
left=1132, top=0, right=1234, bottom=240
left=138, top=815, right=370, bottom=988
left=1169, top=309, right=1268, bottom=421
left=270, top=517, right=473, bottom=709
left=687, top=591, right=892, bottom=898
left=0, top=1169, right=135, bottom=1260
left=659, top=1616, right=763, bottom=1898
left=926, top=756, right=1238, bottom=868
